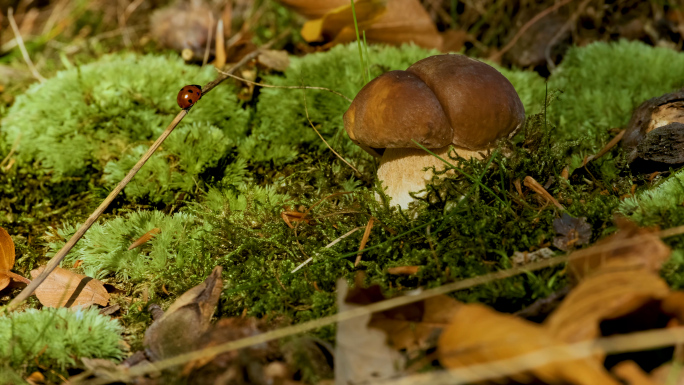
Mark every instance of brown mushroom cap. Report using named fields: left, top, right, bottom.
left=343, top=54, right=525, bottom=154
left=343, top=70, right=453, bottom=153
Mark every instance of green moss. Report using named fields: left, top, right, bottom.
left=50, top=210, right=212, bottom=296
left=0, top=307, right=123, bottom=371
left=1, top=53, right=249, bottom=204
left=548, top=40, right=684, bottom=148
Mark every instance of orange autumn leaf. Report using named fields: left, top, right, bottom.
left=545, top=269, right=670, bottom=344
left=0, top=227, right=29, bottom=291
left=438, top=303, right=620, bottom=385
left=0, top=226, right=15, bottom=270
left=277, top=0, right=348, bottom=19
left=567, top=219, right=670, bottom=281
left=369, top=294, right=460, bottom=353
left=30, top=266, right=109, bottom=308
left=300, top=0, right=387, bottom=43
left=128, top=228, right=161, bottom=250
left=327, top=0, right=443, bottom=49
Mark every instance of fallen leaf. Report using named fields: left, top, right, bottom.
left=567, top=218, right=670, bottom=281
left=257, top=50, right=290, bottom=72
left=612, top=360, right=658, bottom=385
left=438, top=302, right=620, bottom=385
left=276, top=0, right=348, bottom=19
left=30, top=266, right=109, bottom=308
left=25, top=371, right=45, bottom=385
left=144, top=266, right=223, bottom=361
left=545, top=269, right=670, bottom=344
left=326, top=0, right=442, bottom=49
left=335, top=278, right=404, bottom=384
left=0, top=226, right=15, bottom=270
left=300, top=0, right=387, bottom=43
left=128, top=228, right=161, bottom=250
left=553, top=213, right=592, bottom=251
left=369, top=294, right=460, bottom=353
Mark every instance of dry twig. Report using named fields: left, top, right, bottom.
left=580, top=129, right=625, bottom=167
left=7, top=30, right=291, bottom=311
left=523, top=176, right=565, bottom=210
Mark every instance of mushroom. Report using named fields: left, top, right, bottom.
left=343, top=54, right=525, bottom=209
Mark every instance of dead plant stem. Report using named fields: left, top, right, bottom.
left=218, top=70, right=353, bottom=102
left=7, top=32, right=289, bottom=311
left=7, top=7, right=46, bottom=82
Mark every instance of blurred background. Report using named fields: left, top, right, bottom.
left=1, top=0, right=683, bottom=83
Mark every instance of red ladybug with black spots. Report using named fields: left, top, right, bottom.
left=177, top=85, right=202, bottom=109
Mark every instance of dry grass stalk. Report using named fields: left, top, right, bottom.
left=524, top=175, right=565, bottom=210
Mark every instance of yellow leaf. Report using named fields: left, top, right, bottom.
left=545, top=270, right=670, bottom=343
left=300, top=0, right=387, bottom=42
left=438, top=303, right=620, bottom=385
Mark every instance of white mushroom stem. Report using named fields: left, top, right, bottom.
left=377, top=145, right=485, bottom=209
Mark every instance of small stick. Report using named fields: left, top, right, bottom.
left=217, top=70, right=353, bottom=102
left=580, top=129, right=625, bottom=167
left=7, top=32, right=289, bottom=311
left=488, top=0, right=574, bottom=62
left=291, top=226, right=363, bottom=273
left=354, top=217, right=375, bottom=266
left=7, top=8, right=46, bottom=83
left=523, top=176, right=565, bottom=210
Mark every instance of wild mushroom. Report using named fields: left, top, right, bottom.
left=343, top=54, right=525, bottom=208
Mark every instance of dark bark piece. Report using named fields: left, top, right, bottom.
left=632, top=122, right=684, bottom=169
left=622, top=89, right=684, bottom=170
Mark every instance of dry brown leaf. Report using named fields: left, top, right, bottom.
left=0, top=226, right=15, bottom=270
left=0, top=269, right=30, bottom=285
left=144, top=266, right=223, bottom=361
left=0, top=274, right=9, bottom=291
left=257, top=50, right=290, bottom=72
left=438, top=303, right=620, bottom=385
left=567, top=219, right=670, bottom=281
left=30, top=266, right=109, bottom=308
left=276, top=0, right=348, bottom=19
left=545, top=269, right=670, bottom=344
left=335, top=278, right=404, bottom=384
left=612, top=361, right=658, bottom=385
left=25, top=371, right=45, bottom=385
left=128, top=228, right=161, bottom=250
left=300, top=0, right=387, bottom=43
left=327, top=0, right=442, bottom=49
left=369, top=294, right=460, bottom=353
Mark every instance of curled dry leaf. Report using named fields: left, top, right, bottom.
left=612, top=360, right=658, bottom=385
left=567, top=219, right=670, bottom=281
left=0, top=226, right=15, bottom=270
left=545, top=269, right=671, bottom=344
left=300, top=0, right=386, bottom=43
left=0, top=227, right=29, bottom=291
left=276, top=0, right=347, bottom=19
left=144, top=266, right=223, bottom=361
left=438, top=303, right=620, bottom=385
left=30, top=266, right=109, bottom=308
left=297, top=0, right=442, bottom=50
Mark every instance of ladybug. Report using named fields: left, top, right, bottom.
left=177, top=85, right=202, bottom=109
